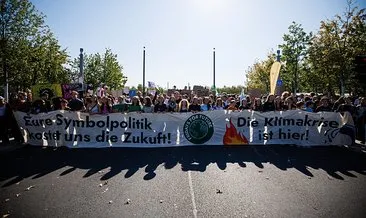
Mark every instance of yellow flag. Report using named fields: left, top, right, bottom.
left=270, top=62, right=281, bottom=94
left=31, top=84, right=62, bottom=100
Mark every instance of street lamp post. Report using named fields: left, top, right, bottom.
left=142, top=46, right=146, bottom=96
left=213, top=48, right=216, bottom=90
left=276, top=49, right=282, bottom=96
left=79, top=48, right=84, bottom=91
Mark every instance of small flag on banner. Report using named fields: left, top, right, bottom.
left=148, top=81, right=156, bottom=88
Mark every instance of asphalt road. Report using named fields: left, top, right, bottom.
left=1, top=145, right=366, bottom=218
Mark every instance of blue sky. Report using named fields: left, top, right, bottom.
left=32, top=0, right=365, bottom=89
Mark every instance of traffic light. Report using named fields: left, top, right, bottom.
left=354, top=55, right=366, bottom=86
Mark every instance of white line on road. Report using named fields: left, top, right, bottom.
left=188, top=171, right=198, bottom=218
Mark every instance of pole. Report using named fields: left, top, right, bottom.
left=294, top=57, right=298, bottom=95
left=79, top=48, right=84, bottom=92
left=276, top=49, right=281, bottom=96
left=276, top=50, right=281, bottom=62
left=213, top=48, right=216, bottom=90
left=142, top=46, right=146, bottom=96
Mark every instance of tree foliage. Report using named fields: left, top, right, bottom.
left=217, top=85, right=245, bottom=95
left=70, top=48, right=127, bottom=91
left=0, top=0, right=69, bottom=93
left=279, top=22, right=312, bottom=94
left=307, top=0, right=366, bottom=95
left=246, top=1, right=365, bottom=95
left=245, top=53, right=275, bottom=94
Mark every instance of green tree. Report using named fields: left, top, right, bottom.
left=307, top=0, right=366, bottom=95
left=246, top=53, right=275, bottom=94
left=68, top=56, right=82, bottom=84
left=0, top=0, right=69, bottom=95
left=71, top=48, right=126, bottom=90
left=279, top=22, right=312, bottom=94
left=217, top=85, right=245, bottom=95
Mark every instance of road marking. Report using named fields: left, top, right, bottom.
left=188, top=171, right=198, bottom=218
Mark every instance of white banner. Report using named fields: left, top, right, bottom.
left=13, top=110, right=355, bottom=148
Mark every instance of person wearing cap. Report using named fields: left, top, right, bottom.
left=0, top=96, right=12, bottom=145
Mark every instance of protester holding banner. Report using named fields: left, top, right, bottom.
left=226, top=100, right=238, bottom=111
left=99, top=96, right=113, bottom=114
left=68, top=91, right=85, bottom=111
left=188, top=97, right=202, bottom=112
left=4, top=85, right=366, bottom=147
left=167, top=96, right=178, bottom=112
left=252, top=98, right=263, bottom=111
left=274, top=96, right=282, bottom=111
left=315, top=96, right=332, bottom=112
left=283, top=96, right=296, bottom=110
left=128, top=96, right=142, bottom=113
left=142, top=96, right=154, bottom=113
left=213, top=98, right=224, bottom=110
left=60, top=98, right=70, bottom=111
left=178, top=99, right=189, bottom=112
left=221, top=94, right=229, bottom=108
left=112, top=96, right=127, bottom=113
left=239, top=98, right=250, bottom=110
left=154, top=95, right=167, bottom=113
left=304, top=101, right=314, bottom=112
left=31, top=98, right=50, bottom=114
left=200, top=97, right=212, bottom=111
left=263, top=94, right=276, bottom=112
left=296, top=101, right=305, bottom=110
left=174, top=91, right=182, bottom=105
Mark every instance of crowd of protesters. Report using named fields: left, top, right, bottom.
left=0, top=88, right=365, bottom=145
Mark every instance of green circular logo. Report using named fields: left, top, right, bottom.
left=183, top=114, right=214, bottom=144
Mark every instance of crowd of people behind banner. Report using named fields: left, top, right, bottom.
left=0, top=88, right=365, bottom=144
